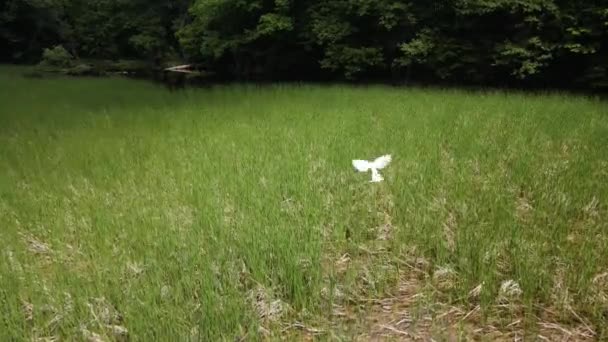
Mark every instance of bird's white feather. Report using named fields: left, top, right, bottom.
left=352, top=154, right=392, bottom=182
left=370, top=168, right=384, bottom=182
left=371, top=154, right=392, bottom=169
left=352, top=159, right=370, bottom=172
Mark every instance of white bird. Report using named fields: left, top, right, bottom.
left=352, top=154, right=392, bottom=182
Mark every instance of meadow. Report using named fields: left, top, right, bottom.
left=1, top=66, right=607, bottom=340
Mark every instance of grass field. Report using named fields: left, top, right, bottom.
left=1, top=66, right=607, bottom=340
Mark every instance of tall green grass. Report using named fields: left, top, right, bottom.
left=1, top=66, right=607, bottom=340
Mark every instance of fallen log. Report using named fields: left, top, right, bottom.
left=164, top=64, right=193, bottom=72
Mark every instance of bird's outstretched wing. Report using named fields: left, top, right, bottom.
left=352, top=159, right=370, bottom=172
left=371, top=155, right=392, bottom=169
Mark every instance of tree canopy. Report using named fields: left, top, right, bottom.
left=1, top=0, right=606, bottom=88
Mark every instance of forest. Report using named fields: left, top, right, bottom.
left=1, top=0, right=607, bottom=89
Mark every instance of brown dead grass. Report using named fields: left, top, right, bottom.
left=342, top=269, right=597, bottom=341
left=282, top=249, right=599, bottom=341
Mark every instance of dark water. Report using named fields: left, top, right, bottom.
left=130, top=70, right=215, bottom=91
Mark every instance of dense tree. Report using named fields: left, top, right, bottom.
left=1, top=0, right=606, bottom=89
left=177, top=0, right=319, bottom=80
left=0, top=0, right=69, bottom=62
left=0, top=0, right=189, bottom=63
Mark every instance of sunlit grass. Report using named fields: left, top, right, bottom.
left=1, top=66, right=607, bottom=340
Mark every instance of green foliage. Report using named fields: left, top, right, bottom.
left=65, top=63, right=94, bottom=75
left=1, top=0, right=607, bottom=88
left=1, top=0, right=189, bottom=62
left=321, top=45, right=384, bottom=80
left=177, top=0, right=303, bottom=79
left=40, top=45, right=73, bottom=67
left=306, top=0, right=416, bottom=79
left=493, top=37, right=555, bottom=79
